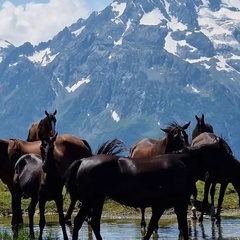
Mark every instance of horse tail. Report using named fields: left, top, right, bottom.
left=63, top=159, right=82, bottom=194
left=95, top=138, right=127, bottom=156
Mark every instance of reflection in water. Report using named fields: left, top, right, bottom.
left=1, top=216, right=240, bottom=239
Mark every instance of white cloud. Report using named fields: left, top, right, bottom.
left=0, top=0, right=90, bottom=46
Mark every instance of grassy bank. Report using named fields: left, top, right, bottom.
left=0, top=180, right=239, bottom=219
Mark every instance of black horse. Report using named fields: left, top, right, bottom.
left=191, top=132, right=240, bottom=223
left=64, top=137, right=236, bottom=240
left=129, top=121, right=190, bottom=231
left=27, top=110, right=57, bottom=141
left=13, top=133, right=69, bottom=240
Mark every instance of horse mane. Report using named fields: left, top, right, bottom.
left=82, top=139, right=93, bottom=153
left=218, top=135, right=233, bottom=155
left=95, top=138, right=127, bottom=156
left=165, top=121, right=181, bottom=131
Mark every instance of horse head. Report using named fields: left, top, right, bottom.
left=161, top=121, right=191, bottom=152
left=38, top=110, right=57, bottom=140
left=40, top=132, right=58, bottom=173
left=192, top=114, right=214, bottom=140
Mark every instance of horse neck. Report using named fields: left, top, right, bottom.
left=38, top=115, right=55, bottom=138
left=43, top=151, right=62, bottom=182
left=164, top=136, right=186, bottom=153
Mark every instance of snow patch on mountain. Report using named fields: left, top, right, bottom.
left=27, top=48, right=59, bottom=66
left=66, top=77, right=91, bottom=93
left=111, top=2, right=126, bottom=24
left=140, top=8, right=166, bottom=26
left=197, top=1, right=240, bottom=50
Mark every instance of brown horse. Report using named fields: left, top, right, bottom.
left=0, top=134, right=93, bottom=226
left=26, top=110, right=57, bottom=141
left=13, top=133, right=69, bottom=240
left=129, top=121, right=191, bottom=158
left=64, top=137, right=237, bottom=240
left=191, top=132, right=240, bottom=223
left=129, top=121, right=191, bottom=230
left=192, top=114, right=213, bottom=140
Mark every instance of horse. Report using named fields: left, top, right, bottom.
left=26, top=110, right=57, bottom=141
left=128, top=121, right=191, bottom=230
left=129, top=121, right=191, bottom=158
left=0, top=134, right=103, bottom=227
left=13, top=133, right=69, bottom=240
left=192, top=114, right=213, bottom=141
left=191, top=132, right=240, bottom=223
left=64, top=137, right=237, bottom=240
left=191, top=114, right=214, bottom=219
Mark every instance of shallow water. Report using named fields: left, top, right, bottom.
left=1, top=215, right=240, bottom=239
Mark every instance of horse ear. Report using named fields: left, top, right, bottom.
left=183, top=121, right=191, bottom=130
left=201, top=114, right=205, bottom=125
left=45, top=110, right=49, bottom=117
left=53, top=109, right=57, bottom=115
left=195, top=115, right=199, bottom=121
left=161, top=128, right=169, bottom=133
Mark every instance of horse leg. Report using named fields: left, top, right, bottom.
left=210, top=183, right=216, bottom=220
left=144, top=206, right=165, bottom=240
left=140, top=207, right=147, bottom=232
left=191, top=184, right=198, bottom=220
left=90, top=196, right=105, bottom=240
left=38, top=199, right=46, bottom=240
left=11, top=183, right=23, bottom=228
left=72, top=201, right=91, bottom=240
left=215, top=181, right=228, bottom=224
left=199, top=178, right=211, bottom=223
left=12, top=187, right=22, bottom=237
left=64, top=193, right=77, bottom=223
left=28, top=197, right=38, bottom=239
left=174, top=200, right=189, bottom=240
left=55, top=196, right=69, bottom=240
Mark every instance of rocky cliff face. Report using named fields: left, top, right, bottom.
left=1, top=0, right=240, bottom=156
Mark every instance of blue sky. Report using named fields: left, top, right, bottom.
left=0, top=0, right=112, bottom=46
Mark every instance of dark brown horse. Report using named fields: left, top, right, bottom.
left=129, top=121, right=191, bottom=230
left=26, top=110, right=57, bottom=141
left=191, top=132, right=240, bottom=223
left=64, top=138, right=237, bottom=240
left=0, top=134, right=93, bottom=226
left=191, top=114, right=214, bottom=219
left=192, top=114, right=213, bottom=140
left=13, top=133, right=69, bottom=240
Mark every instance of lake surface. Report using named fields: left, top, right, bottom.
left=1, top=215, right=240, bottom=239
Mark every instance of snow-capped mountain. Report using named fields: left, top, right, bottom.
left=1, top=0, right=240, bottom=156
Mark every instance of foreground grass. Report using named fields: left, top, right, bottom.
left=0, top=180, right=239, bottom=219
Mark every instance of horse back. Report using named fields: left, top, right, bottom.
left=118, top=155, right=186, bottom=176
left=8, top=139, right=41, bottom=160
left=129, top=137, right=166, bottom=158
left=191, top=132, right=218, bottom=146
left=14, top=154, right=42, bottom=197
left=26, top=122, right=39, bottom=142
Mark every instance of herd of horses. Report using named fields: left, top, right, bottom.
left=0, top=111, right=239, bottom=240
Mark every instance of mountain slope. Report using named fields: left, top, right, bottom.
left=1, top=0, right=240, bottom=156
